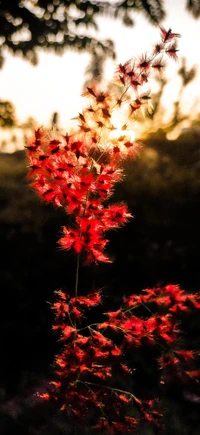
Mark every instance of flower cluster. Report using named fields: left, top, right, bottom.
left=26, top=126, right=134, bottom=263
left=40, top=284, right=200, bottom=433
left=25, top=28, right=200, bottom=434
left=26, top=27, right=180, bottom=265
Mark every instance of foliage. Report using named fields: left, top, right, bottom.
left=24, top=27, right=200, bottom=434
left=0, top=99, right=16, bottom=127
left=186, top=0, right=200, bottom=17
left=0, top=0, right=200, bottom=68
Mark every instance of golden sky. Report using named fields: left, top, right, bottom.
left=0, top=0, right=200, bottom=130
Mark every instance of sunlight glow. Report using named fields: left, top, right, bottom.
left=1, top=0, right=200, bottom=152
left=110, top=127, right=136, bottom=143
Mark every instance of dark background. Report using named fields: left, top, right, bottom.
left=1, top=1, right=200, bottom=432
left=1, top=128, right=200, bottom=434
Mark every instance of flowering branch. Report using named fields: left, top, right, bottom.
left=26, top=27, right=200, bottom=434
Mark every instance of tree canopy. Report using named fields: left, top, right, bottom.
left=0, top=0, right=200, bottom=68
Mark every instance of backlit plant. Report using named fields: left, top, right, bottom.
left=26, top=27, right=200, bottom=434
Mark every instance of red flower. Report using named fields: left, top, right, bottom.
left=26, top=28, right=198, bottom=435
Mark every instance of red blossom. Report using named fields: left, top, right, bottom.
left=58, top=227, right=83, bottom=253
left=71, top=290, right=102, bottom=308
left=26, top=29, right=200, bottom=435
left=165, top=41, right=179, bottom=60
left=160, top=27, right=181, bottom=43
left=60, top=325, right=76, bottom=341
left=137, top=54, right=152, bottom=70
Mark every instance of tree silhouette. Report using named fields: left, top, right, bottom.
left=0, top=0, right=200, bottom=68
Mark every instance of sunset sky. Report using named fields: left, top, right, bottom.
left=1, top=0, right=200, bottom=131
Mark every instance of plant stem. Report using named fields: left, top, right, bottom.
left=75, top=253, right=80, bottom=298
left=74, top=253, right=80, bottom=329
left=77, top=380, right=142, bottom=406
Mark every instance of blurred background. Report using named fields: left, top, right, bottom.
left=1, top=1, right=200, bottom=434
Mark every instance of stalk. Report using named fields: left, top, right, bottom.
left=75, top=253, right=80, bottom=298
